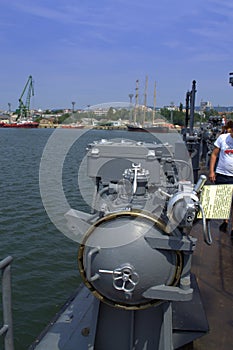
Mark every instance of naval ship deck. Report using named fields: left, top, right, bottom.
left=28, top=162, right=233, bottom=350
left=190, top=218, right=233, bottom=350
left=28, top=217, right=233, bottom=350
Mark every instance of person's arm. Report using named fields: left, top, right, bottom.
left=209, top=146, right=220, bottom=182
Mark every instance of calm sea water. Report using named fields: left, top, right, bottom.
left=0, top=128, right=183, bottom=349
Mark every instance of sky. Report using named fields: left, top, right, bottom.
left=1, top=0, right=233, bottom=111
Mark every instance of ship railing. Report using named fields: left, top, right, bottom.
left=0, top=256, right=14, bottom=350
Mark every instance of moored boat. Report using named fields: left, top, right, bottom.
left=127, top=123, right=179, bottom=133
left=0, top=121, right=39, bottom=128
left=60, top=124, right=85, bottom=129
left=127, top=124, right=169, bottom=133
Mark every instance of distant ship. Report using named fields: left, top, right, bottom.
left=60, top=124, right=85, bottom=129
left=0, top=120, right=39, bottom=128
left=127, top=123, right=178, bottom=133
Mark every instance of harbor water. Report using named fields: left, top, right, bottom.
left=0, top=128, right=183, bottom=350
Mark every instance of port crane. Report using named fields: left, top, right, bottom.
left=16, top=75, right=34, bottom=120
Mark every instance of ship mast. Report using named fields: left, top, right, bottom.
left=152, top=81, right=156, bottom=124
left=133, top=79, right=139, bottom=124
left=128, top=93, right=134, bottom=123
left=142, top=75, right=148, bottom=127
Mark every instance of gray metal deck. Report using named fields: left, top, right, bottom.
left=190, top=219, right=233, bottom=350
left=28, top=286, right=96, bottom=350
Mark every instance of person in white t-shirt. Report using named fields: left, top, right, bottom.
left=209, top=123, right=233, bottom=237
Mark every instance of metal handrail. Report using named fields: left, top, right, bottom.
left=0, top=256, right=14, bottom=350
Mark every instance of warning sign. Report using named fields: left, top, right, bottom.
left=198, top=184, right=233, bottom=219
